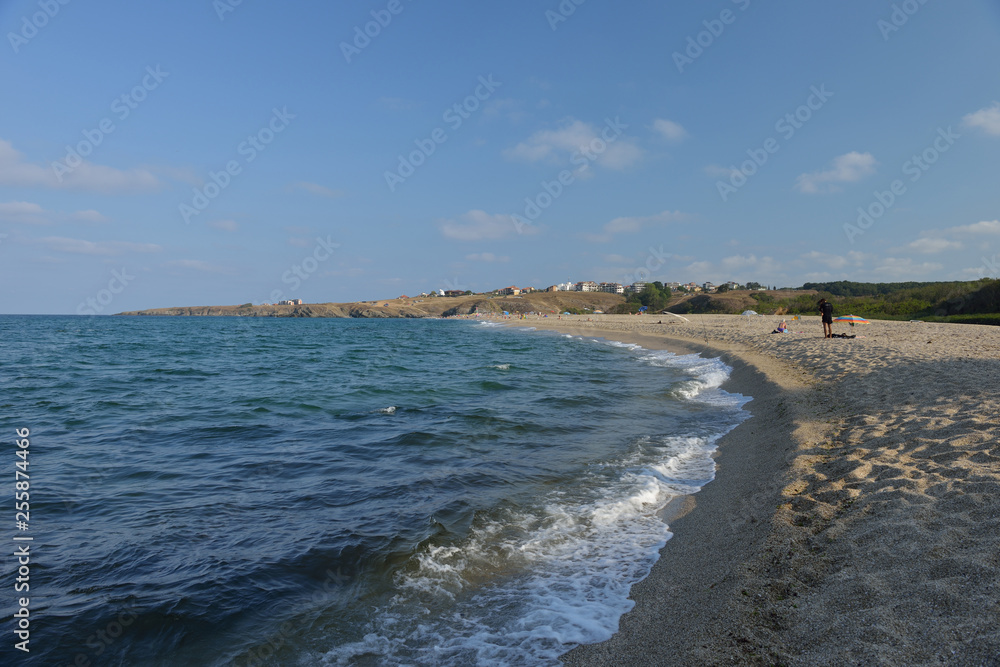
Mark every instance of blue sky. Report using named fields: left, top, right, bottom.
left=2, top=0, right=1000, bottom=314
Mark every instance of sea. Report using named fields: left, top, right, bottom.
left=0, top=316, right=750, bottom=666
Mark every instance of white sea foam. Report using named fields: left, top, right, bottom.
left=376, top=406, right=397, bottom=414
left=490, top=363, right=511, bottom=370
left=637, top=350, right=748, bottom=408
left=323, top=332, right=750, bottom=666
left=604, top=340, right=642, bottom=351
left=323, top=430, right=745, bottom=666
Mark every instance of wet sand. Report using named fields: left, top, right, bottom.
left=506, top=314, right=1000, bottom=666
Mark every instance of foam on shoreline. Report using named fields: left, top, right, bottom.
left=505, top=314, right=1000, bottom=666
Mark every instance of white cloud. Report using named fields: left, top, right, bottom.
left=962, top=103, right=1000, bottom=136
left=946, top=219, right=1000, bottom=235
left=503, top=119, right=642, bottom=170
left=679, top=254, right=784, bottom=283
left=720, top=254, right=780, bottom=273
left=0, top=139, right=160, bottom=193
left=0, top=201, right=47, bottom=224
left=652, top=118, right=688, bottom=142
left=166, top=259, right=233, bottom=275
left=703, top=164, right=737, bottom=178
left=0, top=201, right=109, bottom=225
left=209, top=219, right=239, bottom=232
left=902, top=238, right=962, bottom=254
left=71, top=209, right=110, bottom=223
left=440, top=210, right=537, bottom=241
left=289, top=182, right=345, bottom=198
left=484, top=98, right=528, bottom=122
left=378, top=97, right=419, bottom=111
left=600, top=210, right=685, bottom=236
left=465, top=252, right=509, bottom=262
left=800, top=251, right=850, bottom=270
left=795, top=151, right=877, bottom=194
left=871, top=257, right=943, bottom=278
left=39, top=236, right=162, bottom=256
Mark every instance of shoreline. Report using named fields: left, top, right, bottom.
left=515, top=320, right=812, bottom=665
left=506, top=315, right=1000, bottom=665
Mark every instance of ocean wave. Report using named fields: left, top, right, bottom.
left=322, top=431, right=741, bottom=666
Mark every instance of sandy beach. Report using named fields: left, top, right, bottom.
left=503, top=314, right=1000, bottom=666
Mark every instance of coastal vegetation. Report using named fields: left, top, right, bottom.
left=609, top=282, right=672, bottom=314
left=667, top=278, right=1000, bottom=323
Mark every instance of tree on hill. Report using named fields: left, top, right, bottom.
left=626, top=283, right=671, bottom=311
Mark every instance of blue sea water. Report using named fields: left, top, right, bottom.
left=0, top=316, right=749, bottom=666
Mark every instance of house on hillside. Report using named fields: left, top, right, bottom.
left=599, top=282, right=624, bottom=294
left=575, top=281, right=598, bottom=292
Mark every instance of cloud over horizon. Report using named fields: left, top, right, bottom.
left=796, top=152, right=877, bottom=194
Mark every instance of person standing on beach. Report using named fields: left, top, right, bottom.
left=818, top=298, right=834, bottom=338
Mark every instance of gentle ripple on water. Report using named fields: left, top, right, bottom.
left=0, top=316, right=748, bottom=666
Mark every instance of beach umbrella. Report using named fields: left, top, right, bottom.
left=741, top=310, right=758, bottom=316
left=834, top=314, right=869, bottom=324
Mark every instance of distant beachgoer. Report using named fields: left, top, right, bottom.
left=818, top=299, right=834, bottom=338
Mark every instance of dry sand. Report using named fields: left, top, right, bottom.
left=503, top=313, right=1000, bottom=666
